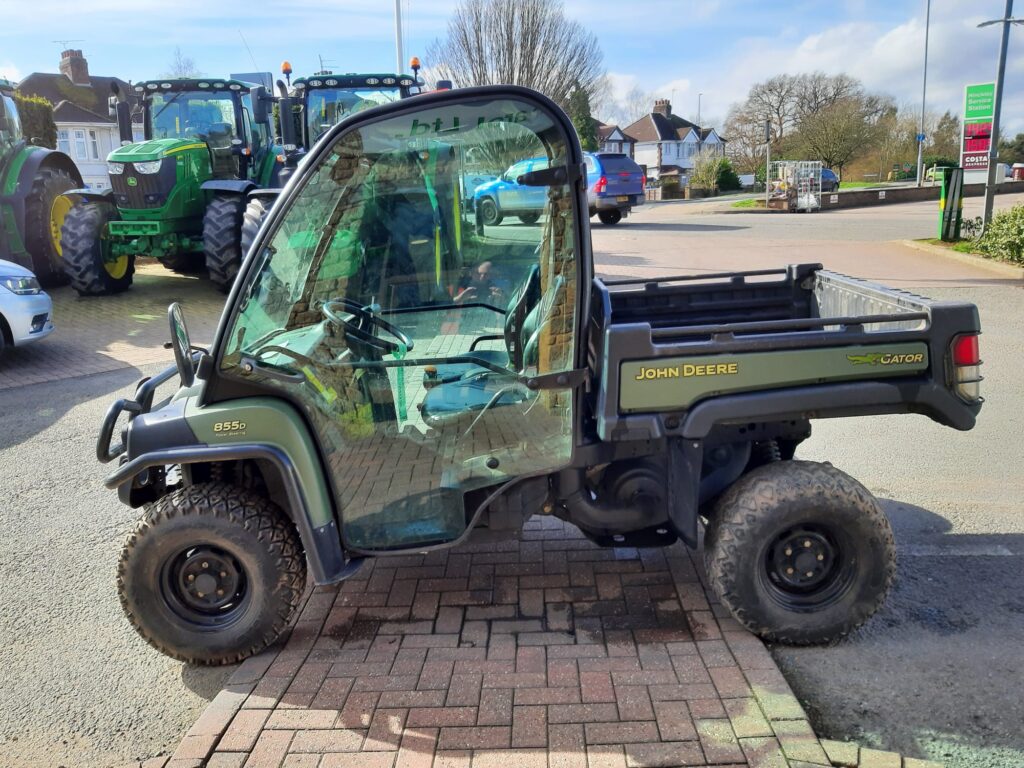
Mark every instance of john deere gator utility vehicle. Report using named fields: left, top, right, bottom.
left=241, top=69, right=424, bottom=254
left=0, top=77, right=82, bottom=283
left=60, top=78, right=280, bottom=295
left=98, top=85, right=984, bottom=664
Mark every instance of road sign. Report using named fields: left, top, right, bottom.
left=962, top=83, right=995, bottom=172
left=916, top=133, right=926, bottom=142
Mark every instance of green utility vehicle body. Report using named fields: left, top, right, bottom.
left=98, top=85, right=984, bottom=663
left=0, top=77, right=82, bottom=280
left=60, top=78, right=282, bottom=294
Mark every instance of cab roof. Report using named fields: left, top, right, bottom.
left=133, top=78, right=258, bottom=95
left=0, top=77, right=14, bottom=93
left=293, top=73, right=418, bottom=90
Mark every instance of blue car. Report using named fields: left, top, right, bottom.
left=821, top=168, right=839, bottom=192
left=474, top=152, right=645, bottom=226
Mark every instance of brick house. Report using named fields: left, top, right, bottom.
left=624, top=99, right=725, bottom=181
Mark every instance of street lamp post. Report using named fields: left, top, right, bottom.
left=915, top=0, right=931, bottom=188
left=978, top=0, right=1022, bottom=230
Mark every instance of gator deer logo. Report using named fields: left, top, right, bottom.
left=847, top=352, right=926, bottom=366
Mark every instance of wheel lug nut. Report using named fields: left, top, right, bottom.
left=805, top=571, right=814, bottom=577
left=786, top=567, right=794, bottom=575
left=784, top=548, right=792, bottom=556
left=803, top=540, right=812, bottom=548
left=220, top=572, right=227, bottom=578
left=217, top=589, right=224, bottom=596
left=187, top=574, right=195, bottom=581
left=817, top=554, right=824, bottom=561
left=197, top=591, right=204, bottom=598
left=202, top=562, right=209, bottom=568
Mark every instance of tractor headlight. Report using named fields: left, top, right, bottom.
left=133, top=160, right=162, bottom=174
left=108, top=162, right=125, bottom=175
left=0, top=275, right=42, bottom=295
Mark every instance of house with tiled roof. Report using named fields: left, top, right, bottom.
left=16, top=49, right=140, bottom=190
left=623, top=99, right=725, bottom=181
left=597, top=124, right=637, bottom=157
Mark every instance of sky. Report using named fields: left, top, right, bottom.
left=1, top=0, right=1022, bottom=136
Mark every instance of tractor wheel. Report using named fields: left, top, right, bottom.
left=203, top=194, right=246, bottom=293
left=24, top=167, right=77, bottom=285
left=240, top=196, right=272, bottom=257
left=60, top=201, right=134, bottom=296
left=117, top=482, right=307, bottom=665
left=703, top=460, right=895, bottom=645
left=162, top=253, right=206, bottom=274
left=598, top=209, right=623, bottom=225
left=518, top=212, right=540, bottom=226
left=478, top=197, right=502, bottom=226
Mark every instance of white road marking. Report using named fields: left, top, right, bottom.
left=903, top=543, right=1016, bottom=557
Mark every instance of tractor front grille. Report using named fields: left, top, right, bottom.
left=111, top=158, right=177, bottom=209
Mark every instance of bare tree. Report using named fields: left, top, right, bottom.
left=793, top=95, right=885, bottom=178
left=426, top=0, right=604, bottom=110
left=166, top=47, right=200, bottom=78
left=794, top=72, right=860, bottom=118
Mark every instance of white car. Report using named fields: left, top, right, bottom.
left=0, top=258, right=54, bottom=355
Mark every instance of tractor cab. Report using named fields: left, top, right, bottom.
left=0, top=81, right=24, bottom=148
left=293, top=72, right=422, bottom=147
left=209, top=87, right=583, bottom=551
left=131, top=78, right=272, bottom=182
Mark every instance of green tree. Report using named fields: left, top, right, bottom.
left=716, top=157, right=741, bottom=191
left=930, top=110, right=961, bottom=160
left=568, top=88, right=598, bottom=151
left=1000, top=132, right=1024, bottom=165
left=12, top=93, right=57, bottom=148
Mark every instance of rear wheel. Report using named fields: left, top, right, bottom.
left=117, top=482, right=307, bottom=665
left=61, top=201, right=134, bottom=296
left=703, top=460, right=895, bottom=645
left=478, top=197, right=502, bottom=226
left=203, top=194, right=246, bottom=293
left=24, top=167, right=77, bottom=285
left=598, top=209, right=622, bottom=225
left=518, top=212, right=540, bottom=225
left=240, top=196, right=272, bottom=257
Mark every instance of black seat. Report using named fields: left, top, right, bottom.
left=427, top=264, right=542, bottom=384
left=420, top=271, right=565, bottom=428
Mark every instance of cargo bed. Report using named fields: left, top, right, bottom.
left=588, top=264, right=982, bottom=441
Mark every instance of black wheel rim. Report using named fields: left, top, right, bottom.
left=481, top=200, right=498, bottom=224
left=760, top=523, right=856, bottom=612
left=159, top=545, right=250, bottom=628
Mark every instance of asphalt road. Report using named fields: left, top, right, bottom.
left=0, top=197, right=1020, bottom=767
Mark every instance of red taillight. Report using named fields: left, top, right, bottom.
left=595, top=175, right=607, bottom=193
left=642, top=174, right=648, bottom=187
left=953, top=334, right=980, bottom=365
left=951, top=333, right=982, bottom=401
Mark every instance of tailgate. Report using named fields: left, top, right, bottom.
left=599, top=157, right=644, bottom=196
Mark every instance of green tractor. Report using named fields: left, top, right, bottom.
left=0, top=77, right=82, bottom=282
left=60, top=78, right=280, bottom=295
left=240, top=67, right=426, bottom=251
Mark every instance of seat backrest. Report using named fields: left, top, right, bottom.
left=521, top=274, right=566, bottom=370
left=503, top=264, right=541, bottom=371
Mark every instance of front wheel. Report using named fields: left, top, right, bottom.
left=117, top=482, right=307, bottom=665
left=518, top=212, right=540, bottom=225
left=240, top=196, right=272, bottom=257
left=60, top=201, right=134, bottom=296
left=703, top=460, right=895, bottom=645
left=598, top=209, right=623, bottom=225
left=478, top=197, right=502, bottom=226
left=203, top=194, right=247, bottom=293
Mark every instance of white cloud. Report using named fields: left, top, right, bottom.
left=0, top=63, right=23, bottom=83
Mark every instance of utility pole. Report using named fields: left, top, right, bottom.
left=395, top=0, right=404, bottom=76
left=764, top=119, right=771, bottom=207
left=978, top=0, right=1021, bottom=230
left=915, top=0, right=931, bottom=187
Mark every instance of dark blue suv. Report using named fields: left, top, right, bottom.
left=473, top=152, right=645, bottom=226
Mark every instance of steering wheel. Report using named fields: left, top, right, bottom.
left=321, top=298, right=414, bottom=356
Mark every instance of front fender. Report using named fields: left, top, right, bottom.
left=201, top=179, right=256, bottom=196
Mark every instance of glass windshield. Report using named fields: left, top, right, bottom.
left=222, top=95, right=580, bottom=552
left=147, top=90, right=238, bottom=143
left=1, top=95, right=22, bottom=142
left=305, top=87, right=403, bottom=143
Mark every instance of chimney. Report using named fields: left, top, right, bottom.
left=652, top=99, right=671, bottom=117
left=59, top=49, right=90, bottom=85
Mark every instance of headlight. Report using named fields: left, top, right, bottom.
left=0, top=275, right=41, bottom=295
left=108, top=162, right=125, bottom=175
left=133, top=160, right=162, bottom=174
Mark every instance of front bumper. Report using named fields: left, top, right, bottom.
left=5, top=291, right=54, bottom=346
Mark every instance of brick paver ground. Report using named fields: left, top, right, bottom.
left=130, top=518, right=941, bottom=768
left=0, top=262, right=225, bottom=391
